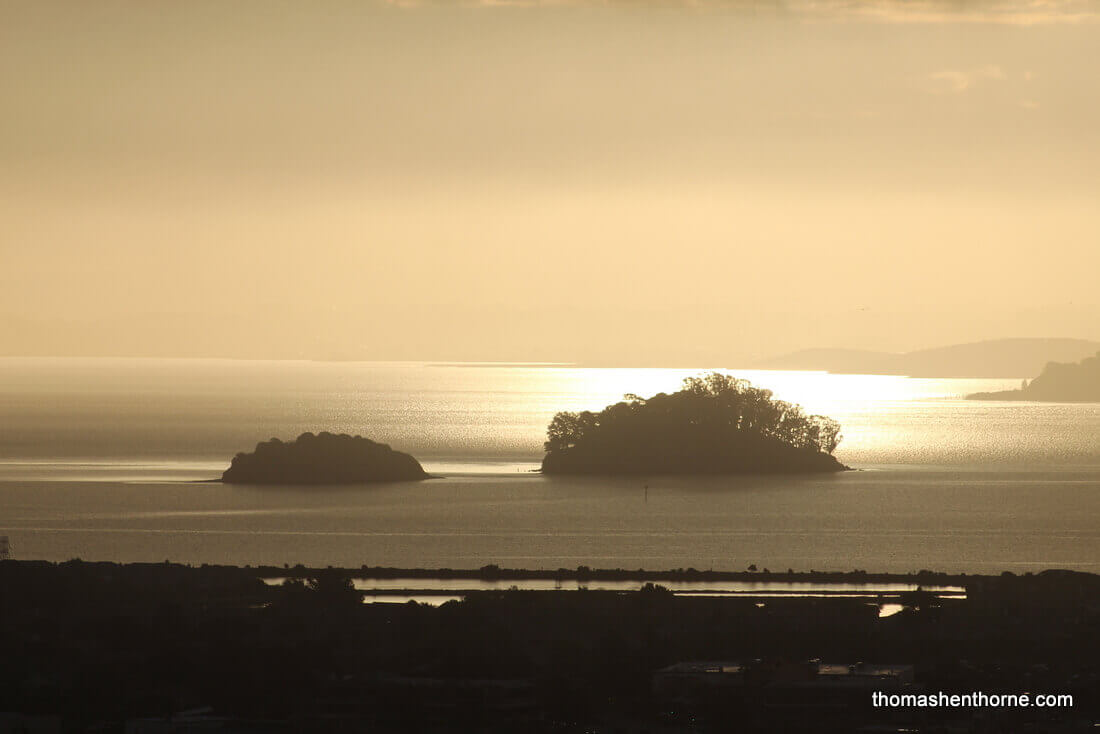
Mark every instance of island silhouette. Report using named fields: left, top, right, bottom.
left=968, top=350, right=1100, bottom=402
left=221, top=432, right=430, bottom=484
left=541, top=372, right=847, bottom=475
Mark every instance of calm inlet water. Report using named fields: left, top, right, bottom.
left=1, top=358, right=1098, bottom=573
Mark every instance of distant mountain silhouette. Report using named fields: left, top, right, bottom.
left=757, top=338, right=1100, bottom=378
left=968, top=351, right=1100, bottom=402
left=541, top=372, right=847, bottom=475
left=221, top=432, right=429, bottom=484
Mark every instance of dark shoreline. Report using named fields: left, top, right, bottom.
left=4, top=557, right=1077, bottom=587
left=256, top=562, right=971, bottom=585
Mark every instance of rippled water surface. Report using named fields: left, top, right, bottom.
left=1, top=358, right=1097, bottom=572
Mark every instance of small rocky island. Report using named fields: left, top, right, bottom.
left=541, top=372, right=848, bottom=475
left=221, top=432, right=430, bottom=484
left=968, top=351, right=1100, bottom=402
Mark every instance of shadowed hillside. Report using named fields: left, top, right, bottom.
left=541, top=372, right=846, bottom=475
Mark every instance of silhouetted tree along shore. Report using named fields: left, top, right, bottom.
left=221, top=431, right=429, bottom=484
left=968, top=350, right=1100, bottom=402
left=542, top=372, right=847, bottom=475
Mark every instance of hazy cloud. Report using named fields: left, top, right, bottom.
left=383, top=0, right=1100, bottom=24
left=4, top=0, right=1098, bottom=360
left=928, top=64, right=1007, bottom=93
left=796, top=0, right=1099, bottom=24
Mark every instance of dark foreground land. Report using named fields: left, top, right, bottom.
left=1, top=561, right=1098, bottom=733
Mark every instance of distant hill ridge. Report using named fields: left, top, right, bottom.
left=756, top=338, right=1100, bottom=378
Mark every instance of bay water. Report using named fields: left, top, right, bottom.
left=1, top=358, right=1097, bottom=573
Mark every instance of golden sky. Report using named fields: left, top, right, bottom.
left=2, top=0, right=1098, bottom=363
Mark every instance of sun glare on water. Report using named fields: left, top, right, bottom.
left=489, top=365, right=1026, bottom=465
left=513, top=366, right=1002, bottom=417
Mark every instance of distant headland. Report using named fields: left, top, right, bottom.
left=221, top=432, right=430, bottom=484
left=968, top=350, right=1100, bottom=402
left=541, top=372, right=847, bottom=475
left=755, top=338, right=1100, bottom=378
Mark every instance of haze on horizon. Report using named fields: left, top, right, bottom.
left=2, top=0, right=1098, bottom=365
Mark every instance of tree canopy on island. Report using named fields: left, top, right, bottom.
left=542, top=372, right=845, bottom=475
left=221, top=431, right=429, bottom=484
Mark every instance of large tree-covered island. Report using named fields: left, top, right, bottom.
left=541, top=373, right=847, bottom=475
left=221, top=432, right=430, bottom=484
